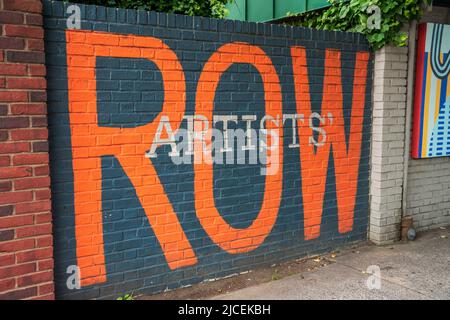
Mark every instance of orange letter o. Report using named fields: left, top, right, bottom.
left=194, top=42, right=283, bottom=253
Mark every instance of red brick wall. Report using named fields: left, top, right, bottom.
left=0, top=0, right=54, bottom=300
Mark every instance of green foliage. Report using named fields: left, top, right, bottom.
left=271, top=269, right=281, bottom=281
left=285, top=0, right=431, bottom=50
left=67, top=0, right=231, bottom=18
left=117, top=293, right=134, bottom=300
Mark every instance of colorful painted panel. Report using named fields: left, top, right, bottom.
left=412, top=23, right=450, bottom=159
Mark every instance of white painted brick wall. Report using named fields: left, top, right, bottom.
left=406, top=158, right=450, bottom=230
left=370, top=45, right=408, bottom=244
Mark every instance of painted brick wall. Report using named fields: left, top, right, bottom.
left=0, top=0, right=54, bottom=300
left=370, top=45, right=409, bottom=244
left=44, top=0, right=373, bottom=299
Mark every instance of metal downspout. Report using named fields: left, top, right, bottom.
left=402, top=20, right=418, bottom=221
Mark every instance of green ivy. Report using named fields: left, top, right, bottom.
left=285, top=0, right=431, bottom=50
left=117, top=293, right=134, bottom=300
left=66, top=0, right=232, bottom=19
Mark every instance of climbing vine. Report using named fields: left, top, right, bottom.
left=285, top=0, right=431, bottom=50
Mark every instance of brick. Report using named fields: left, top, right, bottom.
left=38, top=283, right=54, bottom=296
left=0, top=286, right=37, bottom=300
left=0, top=279, right=15, bottom=293
left=0, top=181, right=12, bottom=192
left=0, top=78, right=4, bottom=88
left=0, top=37, right=25, bottom=50
left=0, top=116, right=29, bottom=129
left=11, top=128, right=47, bottom=141
left=0, top=142, right=30, bottom=154
left=7, top=78, right=46, bottom=89
left=25, top=14, right=42, bottom=26
left=0, top=191, right=33, bottom=205
left=0, top=166, right=32, bottom=179
left=10, top=103, right=46, bottom=115
left=0, top=254, right=15, bottom=267
left=17, top=271, right=52, bottom=288
left=0, top=229, right=14, bottom=242
left=0, top=205, right=13, bottom=217
left=16, top=223, right=52, bottom=238
left=4, top=25, right=43, bottom=39
left=0, top=131, right=7, bottom=141
left=28, top=65, right=46, bottom=76
left=37, top=259, right=53, bottom=272
left=3, top=0, right=42, bottom=14
left=27, top=38, right=44, bottom=51
left=0, top=215, right=34, bottom=231
left=15, top=200, right=50, bottom=214
left=6, top=50, right=44, bottom=64
left=0, top=105, right=7, bottom=116
left=0, top=156, right=10, bottom=167
left=0, top=262, right=36, bottom=279
left=29, top=91, right=46, bottom=102
left=0, top=91, right=28, bottom=102
left=31, top=116, right=47, bottom=127
left=12, top=153, right=48, bottom=165
left=0, top=238, right=35, bottom=253
left=35, top=236, right=52, bottom=250
left=32, top=141, right=48, bottom=152
left=33, top=165, right=49, bottom=176
left=34, top=189, right=51, bottom=201
left=0, top=11, right=23, bottom=24
left=16, top=247, right=53, bottom=264
left=34, top=211, right=51, bottom=224
left=14, top=177, right=50, bottom=191
left=0, top=63, right=27, bottom=76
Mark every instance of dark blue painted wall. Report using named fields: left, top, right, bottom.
left=44, top=0, right=372, bottom=299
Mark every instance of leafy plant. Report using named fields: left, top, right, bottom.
left=66, top=0, right=232, bottom=18
left=271, top=269, right=281, bottom=281
left=117, top=293, right=135, bottom=300
left=285, top=0, right=431, bottom=50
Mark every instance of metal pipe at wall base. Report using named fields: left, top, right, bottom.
left=401, top=20, right=418, bottom=227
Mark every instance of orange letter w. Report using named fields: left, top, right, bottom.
left=291, top=47, right=369, bottom=240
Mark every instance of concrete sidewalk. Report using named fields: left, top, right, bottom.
left=213, top=228, right=450, bottom=300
